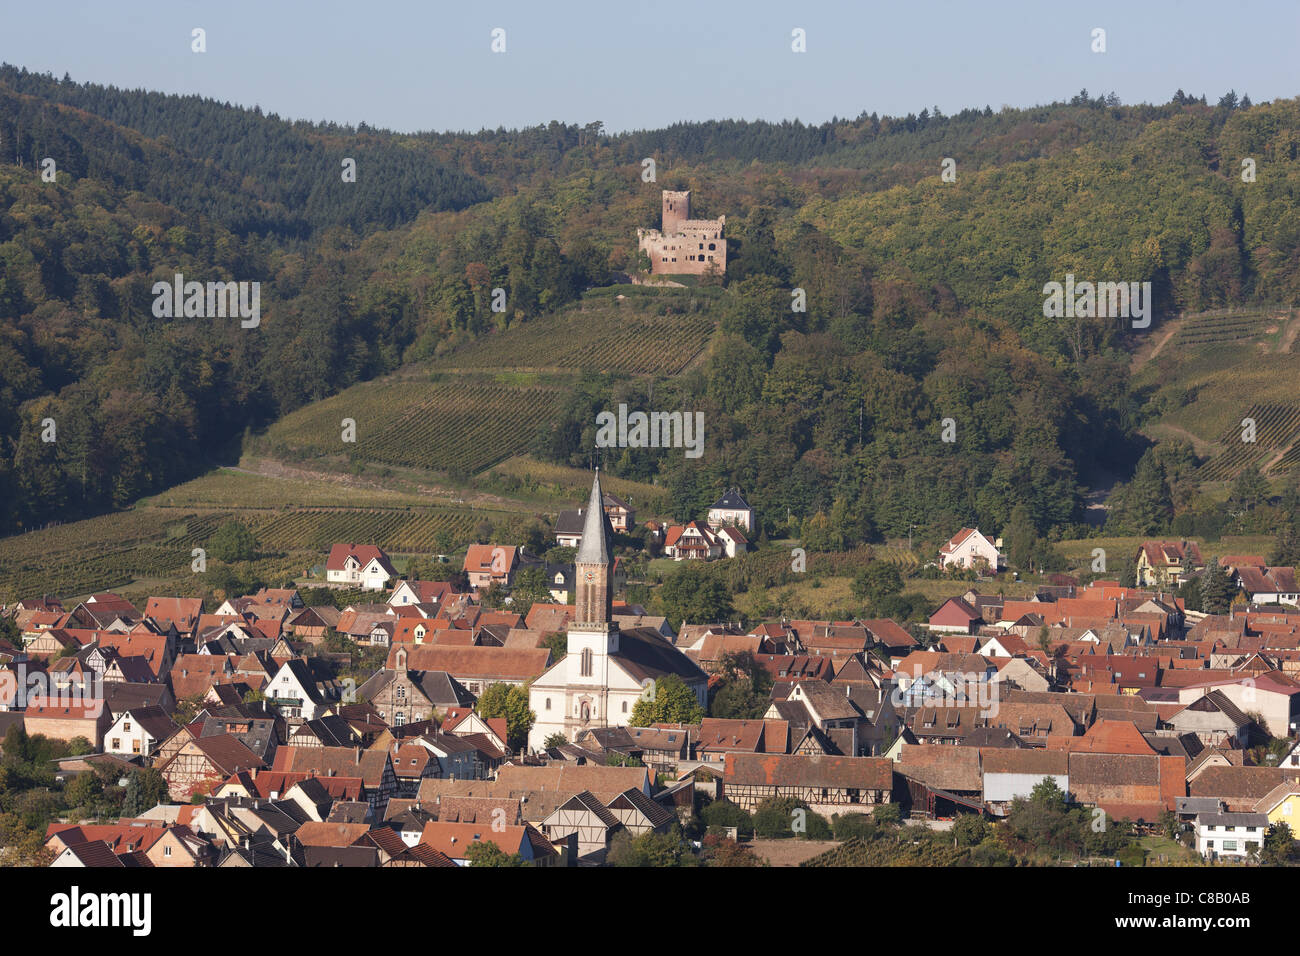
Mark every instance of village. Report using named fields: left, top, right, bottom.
left=2, top=471, right=1300, bottom=868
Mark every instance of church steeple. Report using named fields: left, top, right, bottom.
left=575, top=470, right=612, bottom=566
left=573, top=470, right=614, bottom=629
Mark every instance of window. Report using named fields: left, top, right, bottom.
left=581, top=647, right=593, bottom=677
left=164, top=846, right=172, bottom=857
left=111, top=738, right=121, bottom=749
left=545, top=698, right=551, bottom=710
left=622, top=701, right=628, bottom=713
left=123, top=721, right=131, bottom=732
left=1223, top=840, right=1238, bottom=851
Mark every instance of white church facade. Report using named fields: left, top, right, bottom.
left=527, top=472, right=707, bottom=752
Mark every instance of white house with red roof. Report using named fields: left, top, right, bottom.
left=939, top=528, right=1005, bottom=572
left=326, top=544, right=397, bottom=591
left=662, top=521, right=724, bottom=561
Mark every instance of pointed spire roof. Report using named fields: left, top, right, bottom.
left=575, top=471, right=613, bottom=566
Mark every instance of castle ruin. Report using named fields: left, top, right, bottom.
left=636, top=190, right=726, bottom=276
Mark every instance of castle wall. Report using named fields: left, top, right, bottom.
left=638, top=190, right=727, bottom=276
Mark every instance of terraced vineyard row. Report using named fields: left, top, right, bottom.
left=357, top=385, right=566, bottom=475
left=430, top=302, right=716, bottom=375
left=1175, top=311, right=1270, bottom=348
left=0, top=510, right=221, bottom=601
left=1196, top=403, right=1300, bottom=481
left=265, top=379, right=566, bottom=477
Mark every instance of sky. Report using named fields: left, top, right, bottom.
left=1, top=0, right=1297, bottom=134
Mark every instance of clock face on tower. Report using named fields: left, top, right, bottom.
left=584, top=570, right=594, bottom=582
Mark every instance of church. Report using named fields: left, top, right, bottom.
left=526, top=471, right=708, bottom=752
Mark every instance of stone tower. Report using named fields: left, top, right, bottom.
left=662, top=190, right=690, bottom=235
left=570, top=471, right=619, bottom=675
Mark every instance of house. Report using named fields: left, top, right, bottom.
left=540, top=790, right=622, bottom=862
left=662, top=521, right=724, bottom=561
left=143, top=597, right=203, bottom=640
left=1177, top=673, right=1300, bottom=738
left=707, top=488, right=754, bottom=533
left=713, top=525, right=749, bottom=558
left=326, top=544, right=398, bottom=591
left=981, top=749, right=1071, bottom=816
left=23, top=698, right=112, bottom=748
left=555, top=493, right=636, bottom=548
left=388, top=580, right=460, bottom=609
left=1135, top=540, right=1204, bottom=588
left=386, top=644, right=551, bottom=699
left=1195, top=811, right=1268, bottom=859
left=265, top=658, right=335, bottom=720
left=721, top=753, right=893, bottom=816
left=357, top=649, right=474, bottom=727
left=157, top=733, right=266, bottom=801
left=284, top=606, right=341, bottom=642
left=939, top=528, right=1005, bottom=572
left=463, top=545, right=519, bottom=590
left=272, top=746, right=399, bottom=815
left=1165, top=690, right=1253, bottom=748
left=418, top=820, right=556, bottom=866
left=929, top=597, right=983, bottom=634
left=1234, top=565, right=1300, bottom=606
left=1253, top=782, right=1300, bottom=829
left=104, top=706, right=179, bottom=759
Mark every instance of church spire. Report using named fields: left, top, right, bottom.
left=573, top=469, right=615, bottom=631
left=575, top=469, right=612, bottom=566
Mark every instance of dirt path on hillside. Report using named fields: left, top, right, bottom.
left=1130, top=318, right=1183, bottom=372
left=1279, top=311, right=1300, bottom=353
left=231, top=459, right=520, bottom=510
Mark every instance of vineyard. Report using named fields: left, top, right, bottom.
left=1195, top=403, right=1300, bottom=481
left=0, top=510, right=226, bottom=602
left=485, top=456, right=672, bottom=514
left=801, top=837, right=970, bottom=866
left=261, top=378, right=567, bottom=478
left=0, top=502, right=534, bottom=603
left=429, top=295, right=717, bottom=376
left=1173, top=309, right=1274, bottom=348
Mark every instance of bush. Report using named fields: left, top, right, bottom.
left=872, top=803, right=902, bottom=827
left=833, top=813, right=878, bottom=842
left=1116, top=843, right=1147, bottom=867
left=700, top=798, right=753, bottom=838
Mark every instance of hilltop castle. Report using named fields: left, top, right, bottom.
left=636, top=190, right=726, bottom=276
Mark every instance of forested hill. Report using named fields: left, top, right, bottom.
left=1, top=65, right=1297, bottom=546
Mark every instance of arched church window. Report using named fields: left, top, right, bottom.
left=581, top=647, right=593, bottom=676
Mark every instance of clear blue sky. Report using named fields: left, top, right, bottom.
left=2, top=0, right=1296, bottom=133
